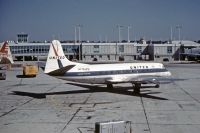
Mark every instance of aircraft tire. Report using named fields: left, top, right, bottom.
left=133, top=83, right=141, bottom=94
left=155, top=84, right=160, bottom=88
left=107, top=84, right=113, bottom=88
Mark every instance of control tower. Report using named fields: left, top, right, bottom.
left=17, top=33, right=28, bottom=43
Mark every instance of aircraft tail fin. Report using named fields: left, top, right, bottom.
left=0, top=42, right=14, bottom=64
left=0, top=42, right=9, bottom=53
left=44, top=40, right=75, bottom=74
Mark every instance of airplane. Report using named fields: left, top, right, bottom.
left=181, top=47, right=200, bottom=61
left=0, top=41, right=14, bottom=64
left=44, top=40, right=171, bottom=94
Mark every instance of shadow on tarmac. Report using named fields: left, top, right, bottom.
left=11, top=82, right=168, bottom=100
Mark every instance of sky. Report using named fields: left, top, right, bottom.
left=0, top=0, right=200, bottom=42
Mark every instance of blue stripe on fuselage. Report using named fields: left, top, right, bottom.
left=64, top=68, right=168, bottom=77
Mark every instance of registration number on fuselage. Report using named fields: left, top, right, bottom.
left=78, top=68, right=90, bottom=71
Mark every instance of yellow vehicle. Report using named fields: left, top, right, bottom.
left=23, top=65, right=38, bottom=77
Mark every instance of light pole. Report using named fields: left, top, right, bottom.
left=176, top=25, right=182, bottom=43
left=74, top=24, right=82, bottom=44
left=74, top=25, right=83, bottom=60
left=77, top=24, right=83, bottom=61
left=170, top=26, right=173, bottom=42
left=74, top=26, right=77, bottom=44
left=117, top=25, right=124, bottom=43
left=176, top=25, right=182, bottom=61
left=76, top=24, right=82, bottom=43
left=127, top=26, right=132, bottom=43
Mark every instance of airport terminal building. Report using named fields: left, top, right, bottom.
left=5, top=40, right=200, bottom=62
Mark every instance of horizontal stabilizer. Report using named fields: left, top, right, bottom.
left=48, top=65, right=75, bottom=76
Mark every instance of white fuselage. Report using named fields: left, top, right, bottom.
left=44, top=40, right=171, bottom=85
left=55, top=62, right=171, bottom=84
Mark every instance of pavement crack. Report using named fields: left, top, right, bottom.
left=45, top=83, right=62, bottom=93
left=140, top=96, right=151, bottom=133
left=176, top=102, right=184, bottom=110
left=0, top=98, right=33, bottom=118
left=173, top=82, right=200, bottom=104
left=60, top=93, right=93, bottom=133
left=0, top=108, right=16, bottom=118
left=83, top=93, right=92, bottom=104
left=77, top=127, right=94, bottom=133
left=60, top=107, right=81, bottom=133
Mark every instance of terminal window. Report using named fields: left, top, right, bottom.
left=167, top=46, right=172, bottom=53
left=94, top=45, right=99, bottom=53
left=94, top=45, right=99, bottom=48
left=118, top=45, right=124, bottom=53
left=137, top=46, right=142, bottom=53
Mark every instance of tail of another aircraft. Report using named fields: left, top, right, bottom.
left=0, top=42, right=14, bottom=64
left=0, top=42, right=9, bottom=53
left=44, top=40, right=76, bottom=74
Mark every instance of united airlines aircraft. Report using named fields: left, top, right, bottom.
left=44, top=40, right=171, bottom=94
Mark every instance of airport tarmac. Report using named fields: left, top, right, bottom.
left=0, top=63, right=200, bottom=133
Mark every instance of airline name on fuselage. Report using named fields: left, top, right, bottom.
left=130, top=65, right=149, bottom=70
left=49, top=56, right=65, bottom=59
left=78, top=67, right=90, bottom=71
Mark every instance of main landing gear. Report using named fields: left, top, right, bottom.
left=133, top=83, right=160, bottom=94
left=106, top=83, right=141, bottom=94
left=132, top=83, right=141, bottom=94
left=155, top=84, right=160, bottom=88
left=107, top=84, right=113, bottom=89
left=106, top=83, right=160, bottom=95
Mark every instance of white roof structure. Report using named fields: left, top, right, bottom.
left=172, top=40, right=200, bottom=46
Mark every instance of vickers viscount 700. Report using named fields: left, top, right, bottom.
left=44, top=40, right=171, bottom=94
